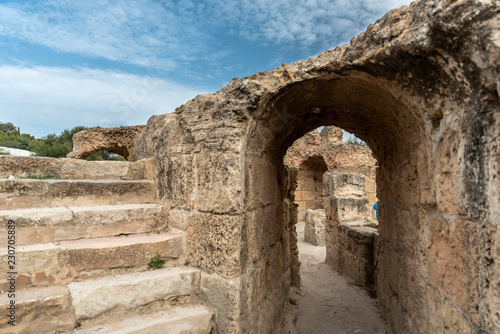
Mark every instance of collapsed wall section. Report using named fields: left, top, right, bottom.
left=285, top=126, right=377, bottom=220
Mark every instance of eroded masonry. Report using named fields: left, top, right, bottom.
left=284, top=126, right=377, bottom=221
left=1, top=0, right=499, bottom=333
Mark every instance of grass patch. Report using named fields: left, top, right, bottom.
left=148, top=253, right=165, bottom=269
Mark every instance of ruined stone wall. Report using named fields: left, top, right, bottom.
left=294, top=156, right=328, bottom=220
left=131, top=1, right=500, bottom=333
left=285, top=126, right=377, bottom=220
left=323, top=171, right=377, bottom=286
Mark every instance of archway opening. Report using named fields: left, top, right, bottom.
left=295, top=155, right=328, bottom=221
left=241, top=71, right=427, bottom=332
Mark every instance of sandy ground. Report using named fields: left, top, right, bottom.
left=279, top=222, right=388, bottom=334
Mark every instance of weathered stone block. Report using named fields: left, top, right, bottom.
left=304, top=209, right=326, bottom=246
left=0, top=286, right=75, bottom=333
left=199, top=272, right=240, bottom=334
left=0, top=156, right=152, bottom=180
left=68, top=267, right=200, bottom=321
left=325, top=224, right=377, bottom=286
left=74, top=305, right=213, bottom=334
left=0, top=243, right=64, bottom=290
left=323, top=171, right=366, bottom=197
left=326, top=196, right=369, bottom=223
left=59, top=233, right=183, bottom=272
left=167, top=208, right=190, bottom=230
left=187, top=213, right=241, bottom=277
left=0, top=204, right=162, bottom=245
left=0, top=179, right=155, bottom=209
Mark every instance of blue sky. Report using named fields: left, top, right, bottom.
left=0, top=0, right=412, bottom=138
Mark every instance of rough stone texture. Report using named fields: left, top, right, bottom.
left=285, top=126, right=377, bottom=219
left=0, top=204, right=163, bottom=245
left=199, top=272, right=241, bottom=334
left=68, top=267, right=201, bottom=321
left=67, top=125, right=145, bottom=160
left=323, top=171, right=376, bottom=286
left=0, top=156, right=152, bottom=180
left=59, top=233, right=183, bottom=273
left=0, top=233, right=184, bottom=290
left=0, top=243, right=62, bottom=291
left=0, top=286, right=75, bottom=334
left=108, top=1, right=500, bottom=332
left=292, top=155, right=328, bottom=221
left=74, top=305, right=213, bottom=334
left=0, top=179, right=155, bottom=209
left=325, top=223, right=378, bottom=286
left=167, top=208, right=191, bottom=231
left=304, top=209, right=326, bottom=246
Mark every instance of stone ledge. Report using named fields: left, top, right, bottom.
left=0, top=233, right=184, bottom=290
left=68, top=267, right=201, bottom=321
left=304, top=209, right=326, bottom=246
left=326, top=223, right=378, bottom=286
left=59, top=233, right=184, bottom=272
left=0, top=156, right=152, bottom=180
left=0, top=179, right=155, bottom=209
left=0, top=285, right=75, bottom=333
left=0, top=204, right=163, bottom=245
left=74, top=305, right=213, bottom=334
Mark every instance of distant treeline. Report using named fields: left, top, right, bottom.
left=0, top=122, right=125, bottom=160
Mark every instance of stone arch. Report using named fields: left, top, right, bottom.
left=242, top=71, right=428, bottom=332
left=132, top=1, right=499, bottom=333
left=67, top=126, right=145, bottom=160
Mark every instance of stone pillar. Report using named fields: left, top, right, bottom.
left=323, top=171, right=369, bottom=225
left=323, top=171, right=377, bottom=286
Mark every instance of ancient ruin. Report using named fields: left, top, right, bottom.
left=67, top=126, right=145, bottom=160
left=323, top=171, right=377, bottom=286
left=1, top=0, right=499, bottom=333
left=284, top=126, right=377, bottom=220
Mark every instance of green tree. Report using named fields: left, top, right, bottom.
left=30, top=126, right=87, bottom=158
left=0, top=122, right=16, bottom=133
left=0, top=127, right=36, bottom=149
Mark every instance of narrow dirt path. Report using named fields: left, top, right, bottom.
left=279, top=222, right=388, bottom=334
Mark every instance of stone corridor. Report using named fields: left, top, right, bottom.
left=279, top=221, right=386, bottom=334
left=1, top=0, right=499, bottom=333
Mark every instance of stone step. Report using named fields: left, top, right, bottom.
left=74, top=305, right=213, bottom=334
left=0, top=156, right=150, bottom=180
left=68, top=267, right=201, bottom=322
left=0, top=233, right=184, bottom=291
left=59, top=233, right=184, bottom=274
left=0, top=204, right=163, bottom=245
left=0, top=285, right=75, bottom=334
left=0, top=179, right=156, bottom=209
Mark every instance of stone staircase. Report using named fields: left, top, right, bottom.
left=0, top=158, right=213, bottom=334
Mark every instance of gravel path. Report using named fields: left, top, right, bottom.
left=279, top=222, right=388, bottom=334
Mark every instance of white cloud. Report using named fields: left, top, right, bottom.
left=0, top=0, right=204, bottom=69
left=0, top=65, right=205, bottom=137
left=203, top=0, right=414, bottom=47
left=0, top=0, right=413, bottom=72
left=0, top=0, right=415, bottom=140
